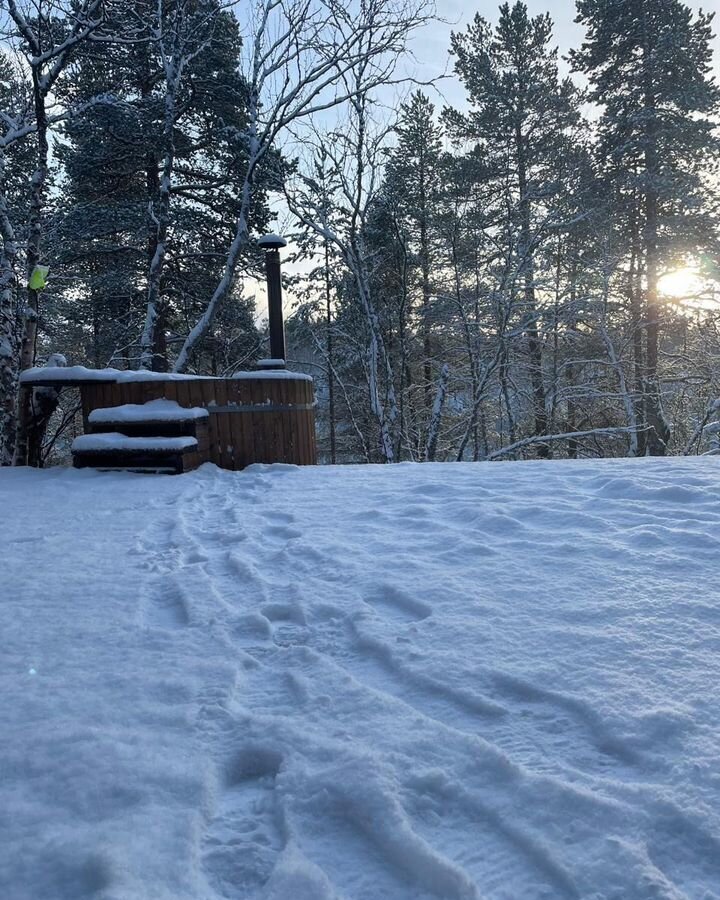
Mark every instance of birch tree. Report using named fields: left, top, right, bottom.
left=286, top=88, right=403, bottom=462
left=172, top=0, right=433, bottom=373
left=3, top=0, right=105, bottom=464
left=0, top=59, right=31, bottom=465
left=138, top=0, right=224, bottom=370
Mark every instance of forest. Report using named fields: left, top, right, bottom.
left=0, top=0, right=718, bottom=466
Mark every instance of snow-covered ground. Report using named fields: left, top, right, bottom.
left=3, top=458, right=720, bottom=900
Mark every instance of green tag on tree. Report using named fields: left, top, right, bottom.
left=29, top=265, right=49, bottom=291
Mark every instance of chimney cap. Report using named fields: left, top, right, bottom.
left=258, top=233, right=288, bottom=249
left=255, top=358, right=286, bottom=370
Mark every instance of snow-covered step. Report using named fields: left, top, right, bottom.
left=73, top=434, right=199, bottom=452
left=89, top=399, right=209, bottom=425
left=72, top=433, right=202, bottom=474
left=88, top=399, right=210, bottom=440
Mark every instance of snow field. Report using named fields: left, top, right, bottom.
left=2, top=458, right=720, bottom=899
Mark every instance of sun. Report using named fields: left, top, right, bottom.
left=658, top=267, right=705, bottom=300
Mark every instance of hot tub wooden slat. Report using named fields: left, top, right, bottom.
left=196, top=380, right=217, bottom=466
left=271, top=379, right=283, bottom=462
left=216, top=380, right=233, bottom=469
left=295, top=380, right=306, bottom=464
left=233, top=378, right=253, bottom=468
left=248, top=379, right=264, bottom=463
left=300, top=380, right=309, bottom=464
left=279, top=379, right=289, bottom=464
left=172, top=380, right=186, bottom=408
left=300, top=380, right=311, bottom=464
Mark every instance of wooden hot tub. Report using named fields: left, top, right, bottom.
left=78, top=372, right=316, bottom=470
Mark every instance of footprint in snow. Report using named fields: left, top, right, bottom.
left=364, top=585, right=432, bottom=624
left=142, top=579, right=190, bottom=629
left=487, top=671, right=641, bottom=772
left=233, top=607, right=309, bottom=651
left=202, top=747, right=285, bottom=898
left=262, top=510, right=297, bottom=525
left=340, top=620, right=507, bottom=736
left=406, top=774, right=578, bottom=900
left=195, top=528, right=247, bottom=547
left=293, top=767, right=480, bottom=900
left=262, top=602, right=309, bottom=648
left=264, top=523, right=303, bottom=543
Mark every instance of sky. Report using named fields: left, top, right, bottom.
left=406, top=0, right=720, bottom=110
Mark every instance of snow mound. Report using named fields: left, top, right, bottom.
left=2, top=457, right=720, bottom=900
left=20, top=365, right=311, bottom=385
left=89, top=400, right=209, bottom=424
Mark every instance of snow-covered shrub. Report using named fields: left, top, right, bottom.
left=704, top=399, right=720, bottom=455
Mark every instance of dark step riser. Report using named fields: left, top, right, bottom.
left=74, top=451, right=185, bottom=474
left=89, top=422, right=200, bottom=438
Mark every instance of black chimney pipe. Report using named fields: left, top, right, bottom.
left=258, top=234, right=288, bottom=363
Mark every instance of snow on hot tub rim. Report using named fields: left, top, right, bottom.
left=20, top=365, right=313, bottom=385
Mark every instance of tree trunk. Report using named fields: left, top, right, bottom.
left=643, top=175, right=668, bottom=455
left=14, top=69, right=50, bottom=465
left=628, top=215, right=647, bottom=456
left=173, top=90, right=261, bottom=373
left=394, top=228, right=409, bottom=461
left=419, top=150, right=432, bottom=422
left=565, top=245, right=579, bottom=458
left=425, top=363, right=449, bottom=461
left=140, top=82, right=176, bottom=371
left=641, top=5, right=670, bottom=456
left=515, top=123, right=548, bottom=457
left=324, top=240, right=337, bottom=464
left=0, top=151, right=18, bottom=465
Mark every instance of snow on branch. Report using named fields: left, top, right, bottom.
left=485, top=427, right=650, bottom=462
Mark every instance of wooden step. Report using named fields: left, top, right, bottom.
left=88, top=400, right=209, bottom=439
left=72, top=433, right=202, bottom=474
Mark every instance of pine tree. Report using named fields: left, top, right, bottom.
left=384, top=92, right=443, bottom=430
left=572, top=0, right=720, bottom=455
left=447, top=1, right=581, bottom=456
left=54, top=0, right=269, bottom=372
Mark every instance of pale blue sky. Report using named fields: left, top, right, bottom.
left=407, top=0, right=719, bottom=110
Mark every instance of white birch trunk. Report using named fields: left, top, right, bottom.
left=172, top=82, right=261, bottom=373
left=352, top=250, right=397, bottom=462
left=424, top=363, right=449, bottom=462
left=0, top=151, right=18, bottom=465
left=172, top=153, right=255, bottom=373
left=8, top=0, right=103, bottom=464
left=600, top=325, right=639, bottom=457
left=13, top=73, right=49, bottom=465
left=140, top=85, right=177, bottom=370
